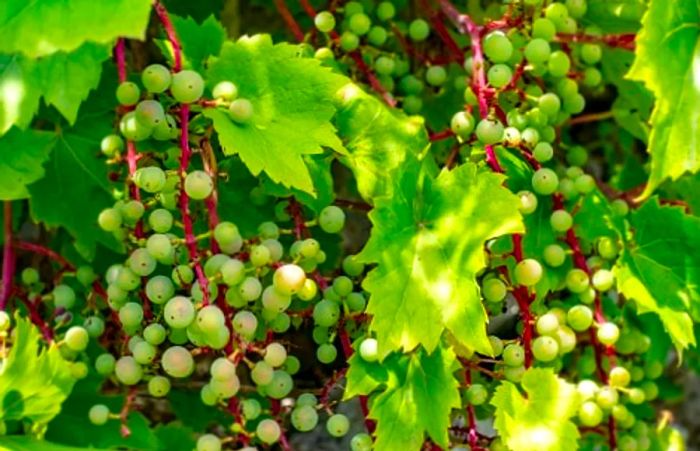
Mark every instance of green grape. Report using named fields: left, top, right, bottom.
left=20, top=267, right=39, bottom=286
left=539, top=93, right=561, bottom=117
left=592, top=269, right=615, bottom=291
left=574, top=174, right=595, bottom=193
left=476, top=118, right=504, bottom=144
left=483, top=278, right=507, bottom=303
left=251, top=361, right=274, bottom=386
left=128, top=248, right=156, bottom=277
left=264, top=343, right=288, bottom=367
left=116, top=81, right=140, bottom=106
left=210, top=374, right=240, bottom=398
left=567, top=305, right=593, bottom=331
left=487, top=64, right=513, bottom=88
left=374, top=56, right=395, bottom=76
left=577, top=379, right=599, bottom=401
left=132, top=341, right=156, bottom=364
left=609, top=366, right=631, bottom=388
left=376, top=2, right=395, bottom=20
left=504, top=365, right=525, bottom=382
left=147, top=209, right=173, bottom=234
left=466, top=384, right=489, bottom=405
left=489, top=335, right=504, bottom=356
left=368, top=26, right=388, bottom=46
left=89, top=404, right=110, bottom=425
left=611, top=199, right=630, bottom=217
left=532, top=336, right=559, bottom=362
left=144, top=323, right=167, bottom=345
left=536, top=312, right=560, bottom=336
left=219, top=258, right=244, bottom=286
left=283, top=355, right=301, bottom=375
left=232, top=311, right=258, bottom=339
left=184, top=170, right=213, bottom=200
left=349, top=13, right=371, bottom=35
left=171, top=70, right=204, bottom=104
left=196, top=434, right=221, bottom=451
left=257, top=419, right=281, bottom=444
left=297, top=393, right=318, bottom=407
left=564, top=93, right=586, bottom=114
left=566, top=145, right=588, bottom=167
left=291, top=405, right=319, bottom=432
left=64, top=326, right=89, bottom=351
left=229, top=98, right=254, bottom=124
left=100, top=134, right=124, bottom=156
left=596, top=386, right=619, bottom=410
left=340, top=31, right=360, bottom=51
left=597, top=322, right=620, bottom=346
left=326, top=413, right=350, bottom=437
left=152, top=114, right=178, bottom=140
left=503, top=126, right=520, bottom=146
left=114, top=267, right=140, bottom=292
left=313, top=299, right=340, bottom=327
left=213, top=221, right=240, bottom=246
left=578, top=401, right=603, bottom=427
left=425, top=66, right=447, bottom=86
left=95, top=353, right=116, bottom=375
left=53, top=284, right=76, bottom=309
left=597, top=237, right=619, bottom=260
left=164, top=296, right=195, bottom=328
left=118, top=302, right=143, bottom=329
left=566, top=269, right=590, bottom=293
left=242, top=399, right=261, bottom=419
left=146, top=235, right=173, bottom=263
left=134, top=166, right=166, bottom=193
left=161, top=346, right=194, bottom=378
left=514, top=259, right=543, bottom=286
left=483, top=31, right=513, bottom=63
left=212, top=81, right=238, bottom=100
left=84, top=316, right=105, bottom=338
left=119, top=111, right=152, bottom=141
left=331, top=276, right=353, bottom=297
left=550, top=209, right=573, bottom=232
left=115, top=356, right=143, bottom=385
left=524, top=38, right=551, bottom=63
left=408, top=19, right=430, bottom=41
left=98, top=208, right=122, bottom=232
left=358, top=337, right=379, bottom=362
left=239, top=276, right=262, bottom=301
left=266, top=370, right=293, bottom=399
left=196, top=305, right=225, bottom=334
left=566, top=0, right=587, bottom=17
left=317, top=343, right=337, bottom=363
left=543, top=244, right=566, bottom=267
left=556, top=326, right=577, bottom=354
left=141, top=64, right=171, bottom=93
left=532, top=168, right=559, bottom=195
left=547, top=51, right=571, bottom=77
left=581, top=43, right=602, bottom=64
left=503, top=344, right=525, bottom=367
left=339, top=255, right=363, bottom=278
left=314, top=11, right=336, bottom=32
left=298, top=238, right=320, bottom=258
left=121, top=200, right=145, bottom=223
left=135, top=100, right=166, bottom=128
left=521, top=128, right=540, bottom=147
left=345, top=291, right=366, bottom=311
left=533, top=142, right=554, bottom=162
left=200, top=384, right=218, bottom=406
left=627, top=388, right=645, bottom=405
left=517, top=190, right=538, bottom=214
left=583, top=67, right=602, bottom=87
left=403, top=95, right=423, bottom=113
left=351, top=433, right=373, bottom=451
left=144, top=275, right=173, bottom=304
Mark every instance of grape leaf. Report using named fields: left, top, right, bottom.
left=0, top=0, right=152, bottom=58
left=336, top=85, right=429, bottom=201
left=615, top=198, right=698, bottom=351
left=172, top=15, right=226, bottom=72
left=0, top=43, right=109, bottom=135
left=0, top=128, right=55, bottom=200
left=359, top=162, right=524, bottom=356
left=0, top=437, right=108, bottom=451
left=627, top=0, right=700, bottom=197
left=261, top=154, right=335, bottom=213
left=583, top=0, right=646, bottom=33
left=492, top=367, right=581, bottom=451
left=204, top=35, right=347, bottom=194
left=0, top=316, right=76, bottom=426
left=154, top=423, right=197, bottom=451
left=346, top=345, right=460, bottom=450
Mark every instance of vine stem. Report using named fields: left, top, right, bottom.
left=119, top=386, right=138, bottom=437
left=0, top=202, right=15, bottom=311
left=18, top=293, right=54, bottom=342
left=463, top=367, right=484, bottom=450
left=556, top=32, right=636, bottom=51
left=153, top=1, right=182, bottom=71
left=274, top=0, right=305, bottom=42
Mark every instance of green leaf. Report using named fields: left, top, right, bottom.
left=492, top=367, right=581, bottom=451
left=172, top=15, right=226, bottom=72
left=261, top=154, right=335, bottom=213
left=154, top=423, right=196, bottom=451
left=347, top=346, right=460, bottom=450
left=583, top=0, right=646, bottom=33
left=204, top=35, right=347, bottom=194
left=0, top=128, right=55, bottom=200
left=0, top=316, right=76, bottom=425
left=0, top=43, right=109, bottom=135
left=627, top=0, right=700, bottom=197
left=0, top=436, right=108, bottom=451
left=336, top=86, right=429, bottom=201
left=360, top=162, right=524, bottom=355
left=615, top=198, right=698, bottom=351
left=0, top=0, right=152, bottom=57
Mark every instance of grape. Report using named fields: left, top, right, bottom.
left=142, top=64, right=171, bottom=93
left=64, top=326, right=89, bottom=351
left=237, top=276, right=261, bottom=301
left=95, top=353, right=116, bottom=375
left=504, top=365, right=525, bottom=382
left=533, top=142, right=554, bottom=163
left=146, top=275, right=175, bottom=304
left=212, top=81, right=238, bottom=100
left=547, top=51, right=571, bottom=77
left=134, top=167, right=166, bottom=193
left=128, top=248, right=156, bottom=276
left=210, top=374, right=240, bottom=398
left=567, top=305, right=593, bottom=331
left=536, top=312, right=560, bottom=336
left=135, top=100, right=166, bottom=128
left=556, top=326, right=577, bottom=354
left=171, top=70, right=204, bottom=104
left=317, top=343, right=337, bottom=363
left=539, top=93, right=561, bottom=117
left=266, top=370, right=293, bottom=399
left=314, top=11, right=336, bottom=32
left=476, top=118, right=504, bottom=144
left=592, top=269, right=615, bottom=291
left=482, top=278, right=507, bottom=303
left=609, top=367, right=631, bottom=388
left=229, top=98, right=254, bottom=124
left=115, top=356, right=143, bottom=385
left=483, top=31, right=513, bottom=63
left=567, top=146, right=588, bottom=167
left=144, top=323, right=167, bottom=345
left=164, top=296, right=196, bottom=328
left=487, top=64, right=513, bottom=88
left=543, top=244, right=566, bottom=267
left=98, top=208, right=122, bottom=232
left=196, top=434, right=221, bottom=451
left=517, top=190, right=538, bottom=215
left=578, top=401, right=603, bottom=427
left=566, top=269, right=589, bottom=293
left=119, top=302, right=144, bottom=329
left=251, top=361, right=274, bottom=386
left=257, top=419, right=281, bottom=444
left=359, top=338, right=379, bottom=362
left=408, top=19, right=430, bottom=41
left=297, top=393, right=318, bottom=407
left=184, top=170, right=214, bottom=200
left=213, top=221, right=240, bottom=246
left=264, top=343, right=287, bottom=368
left=627, top=388, right=645, bottom=405
left=532, top=168, right=559, bottom=195
left=581, top=43, right=602, bottom=65
left=313, top=299, right=340, bottom=327
left=596, top=386, right=619, bottom=410
left=550, top=209, right=573, bottom=232
left=503, top=344, right=525, bottom=367
left=100, top=134, right=124, bottom=156
left=233, top=310, right=258, bottom=339
left=521, top=128, right=540, bottom=147
left=327, top=414, right=350, bottom=437
left=351, top=433, right=373, bottom=451
left=146, top=234, right=172, bottom=261
left=196, top=305, right=225, bottom=334
left=425, top=66, right=447, bottom=86
left=466, top=384, right=488, bottom=405
left=514, top=259, right=543, bottom=286
left=597, top=322, right=620, bottom=346
left=524, top=38, right=551, bottom=63
left=532, top=336, right=559, bottom=362
left=116, top=81, right=140, bottom=106
left=242, top=399, right=262, bottom=419
left=119, top=111, right=152, bottom=141
left=89, top=404, right=110, bottom=425
left=131, top=341, right=155, bottom=365
left=533, top=17, right=556, bottom=41
left=53, top=284, right=76, bottom=309
left=161, top=346, right=194, bottom=378
left=367, top=26, right=388, bottom=46
left=349, top=13, right=371, bottom=35
left=564, top=93, right=586, bottom=114
left=291, top=405, right=319, bottom=432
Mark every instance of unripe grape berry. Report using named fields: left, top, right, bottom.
left=291, top=405, right=319, bottom=432
left=326, top=414, right=350, bottom=437
left=483, top=278, right=507, bottom=303
left=53, top=284, right=76, bottom=309
left=408, top=19, right=430, bottom=41
left=533, top=18, right=556, bottom=41
left=536, top=312, right=559, bottom=336
left=314, top=11, right=336, bottom=32
left=65, top=326, right=89, bottom=351
left=575, top=174, right=596, bottom=193
left=317, top=343, right=337, bottom=363
left=592, top=269, right=615, bottom=291
left=196, top=434, right=221, bottom=451
left=184, top=170, right=214, bottom=200
left=487, top=64, right=513, bottom=88
left=578, top=401, right=603, bottom=427
left=142, top=64, right=171, bottom=93
left=533, top=142, right=554, bottom=162
left=98, top=208, right=122, bottom=232
left=483, top=31, right=513, bottom=63
left=135, top=99, right=166, bottom=128
left=257, top=419, right=281, bottom=444
left=89, top=404, right=110, bottom=425
left=547, top=51, right=571, bottom=77
left=609, top=367, right=631, bottom=388
left=134, top=166, right=166, bottom=193
left=597, top=322, right=620, bottom=346
left=476, top=118, right=504, bottom=144
left=212, top=81, right=238, bottom=100
left=100, top=134, right=124, bottom=156
left=319, top=205, right=345, bottom=233
left=517, top=190, right=538, bottom=215
left=514, top=259, right=543, bottom=286
left=116, top=81, right=140, bottom=106
left=95, top=353, right=116, bottom=375
left=359, top=337, right=379, bottom=362
left=566, top=269, right=590, bottom=293
left=532, top=336, right=559, bottom=362
left=596, top=386, right=619, bottom=410
left=532, top=168, right=559, bottom=195
left=450, top=111, right=475, bottom=139
left=425, top=66, right=447, bottom=86
left=264, top=343, right=288, bottom=367
left=524, top=38, right=551, bottom=63
left=550, top=209, right=573, bottom=232
left=543, top=244, right=566, bottom=267
left=161, top=346, right=195, bottom=378
left=229, top=98, right=254, bottom=124
left=466, top=384, right=489, bottom=405
left=348, top=13, right=371, bottom=35
left=567, top=305, right=593, bottom=331
left=115, top=356, right=143, bottom=385
left=171, top=70, right=205, bottom=104
left=503, top=344, right=525, bottom=367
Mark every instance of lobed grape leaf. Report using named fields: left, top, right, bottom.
left=0, top=0, right=152, bottom=58
left=627, top=0, right=700, bottom=197
left=359, top=162, right=524, bottom=356
left=583, top=0, right=646, bottom=33
left=345, top=345, right=460, bottom=451
left=0, top=316, right=76, bottom=426
left=0, top=43, right=109, bottom=135
left=0, top=128, right=56, bottom=200
left=614, top=198, right=698, bottom=351
left=336, top=85, right=429, bottom=201
left=204, top=34, right=347, bottom=194
left=170, top=15, right=226, bottom=72
left=492, top=367, right=581, bottom=451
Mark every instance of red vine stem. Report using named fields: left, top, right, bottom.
left=119, top=386, right=138, bottom=437
left=463, top=368, right=484, bottom=450
left=14, top=241, right=73, bottom=270
left=274, top=0, right=305, bottom=42
left=18, top=293, right=54, bottom=341
left=153, top=1, right=182, bottom=71
left=556, top=32, right=636, bottom=51
left=0, top=202, right=15, bottom=311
